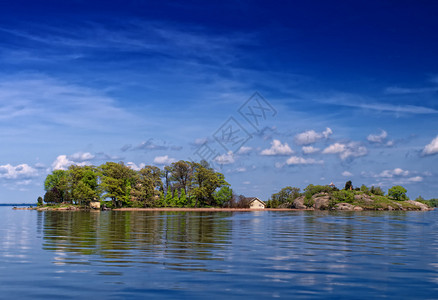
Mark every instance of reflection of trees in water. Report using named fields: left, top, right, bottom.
left=42, top=211, right=233, bottom=270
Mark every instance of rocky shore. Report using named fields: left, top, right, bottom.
left=291, top=193, right=431, bottom=211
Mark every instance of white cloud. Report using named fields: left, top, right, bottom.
left=243, top=181, right=251, bottom=185
left=408, top=176, right=423, bottom=182
left=422, top=135, right=438, bottom=156
left=0, top=164, right=38, bottom=179
left=286, top=156, right=323, bottom=165
left=302, top=146, right=320, bottom=154
left=322, top=142, right=367, bottom=160
left=51, top=152, right=95, bottom=170
left=322, top=127, right=333, bottom=138
left=367, top=130, right=388, bottom=143
left=322, top=143, right=346, bottom=154
left=237, top=146, right=252, bottom=155
left=260, top=139, right=293, bottom=156
left=342, top=171, right=353, bottom=177
left=374, top=168, right=410, bottom=178
left=126, top=162, right=146, bottom=171
left=51, top=154, right=91, bottom=170
left=194, top=138, right=208, bottom=145
left=294, top=127, right=333, bottom=145
left=153, top=155, right=176, bottom=165
left=69, top=152, right=95, bottom=162
left=214, top=151, right=235, bottom=165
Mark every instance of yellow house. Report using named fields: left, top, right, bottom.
left=248, top=197, right=266, bottom=209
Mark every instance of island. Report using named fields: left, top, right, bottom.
left=30, top=160, right=435, bottom=212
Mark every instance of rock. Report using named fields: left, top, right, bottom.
left=293, top=196, right=306, bottom=209
left=354, top=194, right=374, bottom=204
left=388, top=206, right=393, bottom=211
left=407, top=200, right=431, bottom=211
left=313, top=194, right=330, bottom=210
left=334, top=203, right=362, bottom=211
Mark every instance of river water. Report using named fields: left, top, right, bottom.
left=1, top=207, right=437, bottom=299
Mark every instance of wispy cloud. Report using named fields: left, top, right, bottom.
left=0, top=74, right=134, bottom=129
left=318, top=94, right=438, bottom=114
left=384, top=86, right=438, bottom=95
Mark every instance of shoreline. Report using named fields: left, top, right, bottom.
left=112, top=208, right=312, bottom=212
left=12, top=206, right=433, bottom=212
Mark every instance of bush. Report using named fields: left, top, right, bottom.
left=388, top=185, right=408, bottom=201
left=332, top=190, right=355, bottom=203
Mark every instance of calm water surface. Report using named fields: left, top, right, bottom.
left=1, top=207, right=438, bottom=299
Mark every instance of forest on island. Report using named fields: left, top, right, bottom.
left=41, top=160, right=239, bottom=208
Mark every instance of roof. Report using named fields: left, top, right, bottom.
left=247, top=197, right=265, bottom=205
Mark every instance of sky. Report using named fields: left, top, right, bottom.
left=0, top=0, right=437, bottom=203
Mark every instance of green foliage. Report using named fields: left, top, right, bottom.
left=130, top=165, right=162, bottom=207
left=304, top=184, right=332, bottom=199
left=164, top=187, right=173, bottom=207
left=304, top=197, right=314, bottom=208
left=388, top=185, right=408, bottom=201
left=213, top=186, right=233, bottom=207
left=270, top=186, right=301, bottom=208
left=44, top=187, right=62, bottom=204
left=415, top=195, right=425, bottom=202
left=344, top=180, right=353, bottom=191
left=190, top=162, right=228, bottom=207
left=69, top=165, right=99, bottom=206
left=426, top=199, right=438, bottom=207
left=360, top=185, right=369, bottom=194
left=178, top=189, right=188, bottom=207
left=332, top=190, right=354, bottom=203
left=37, top=196, right=43, bottom=206
left=99, top=162, right=137, bottom=208
left=370, top=186, right=384, bottom=196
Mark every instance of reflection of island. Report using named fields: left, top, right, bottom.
left=42, top=211, right=233, bottom=271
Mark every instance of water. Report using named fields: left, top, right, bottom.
left=1, top=207, right=438, bottom=299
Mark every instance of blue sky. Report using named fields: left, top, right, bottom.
left=0, top=0, right=437, bottom=203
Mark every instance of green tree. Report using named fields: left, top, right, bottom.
left=131, top=166, right=163, bottom=207
left=164, top=187, right=173, bottom=207
left=270, top=186, right=301, bottom=207
left=213, top=186, right=233, bottom=207
left=99, top=162, right=136, bottom=208
left=178, top=189, right=188, bottom=207
left=170, top=161, right=193, bottom=195
left=69, top=165, right=99, bottom=206
left=37, top=196, right=43, bottom=206
left=44, top=169, right=71, bottom=203
left=190, top=161, right=228, bottom=207
left=360, top=184, right=369, bottom=193
left=44, top=187, right=62, bottom=204
left=388, top=185, right=408, bottom=201
left=370, top=186, right=384, bottom=196
left=344, top=181, right=353, bottom=191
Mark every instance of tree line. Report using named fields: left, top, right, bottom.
left=42, top=160, right=235, bottom=208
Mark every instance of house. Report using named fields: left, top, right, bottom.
left=329, top=182, right=336, bottom=188
left=247, top=197, right=266, bottom=209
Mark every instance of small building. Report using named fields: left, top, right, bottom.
left=329, top=182, right=336, bottom=188
left=90, top=198, right=101, bottom=210
left=247, top=197, right=266, bottom=209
